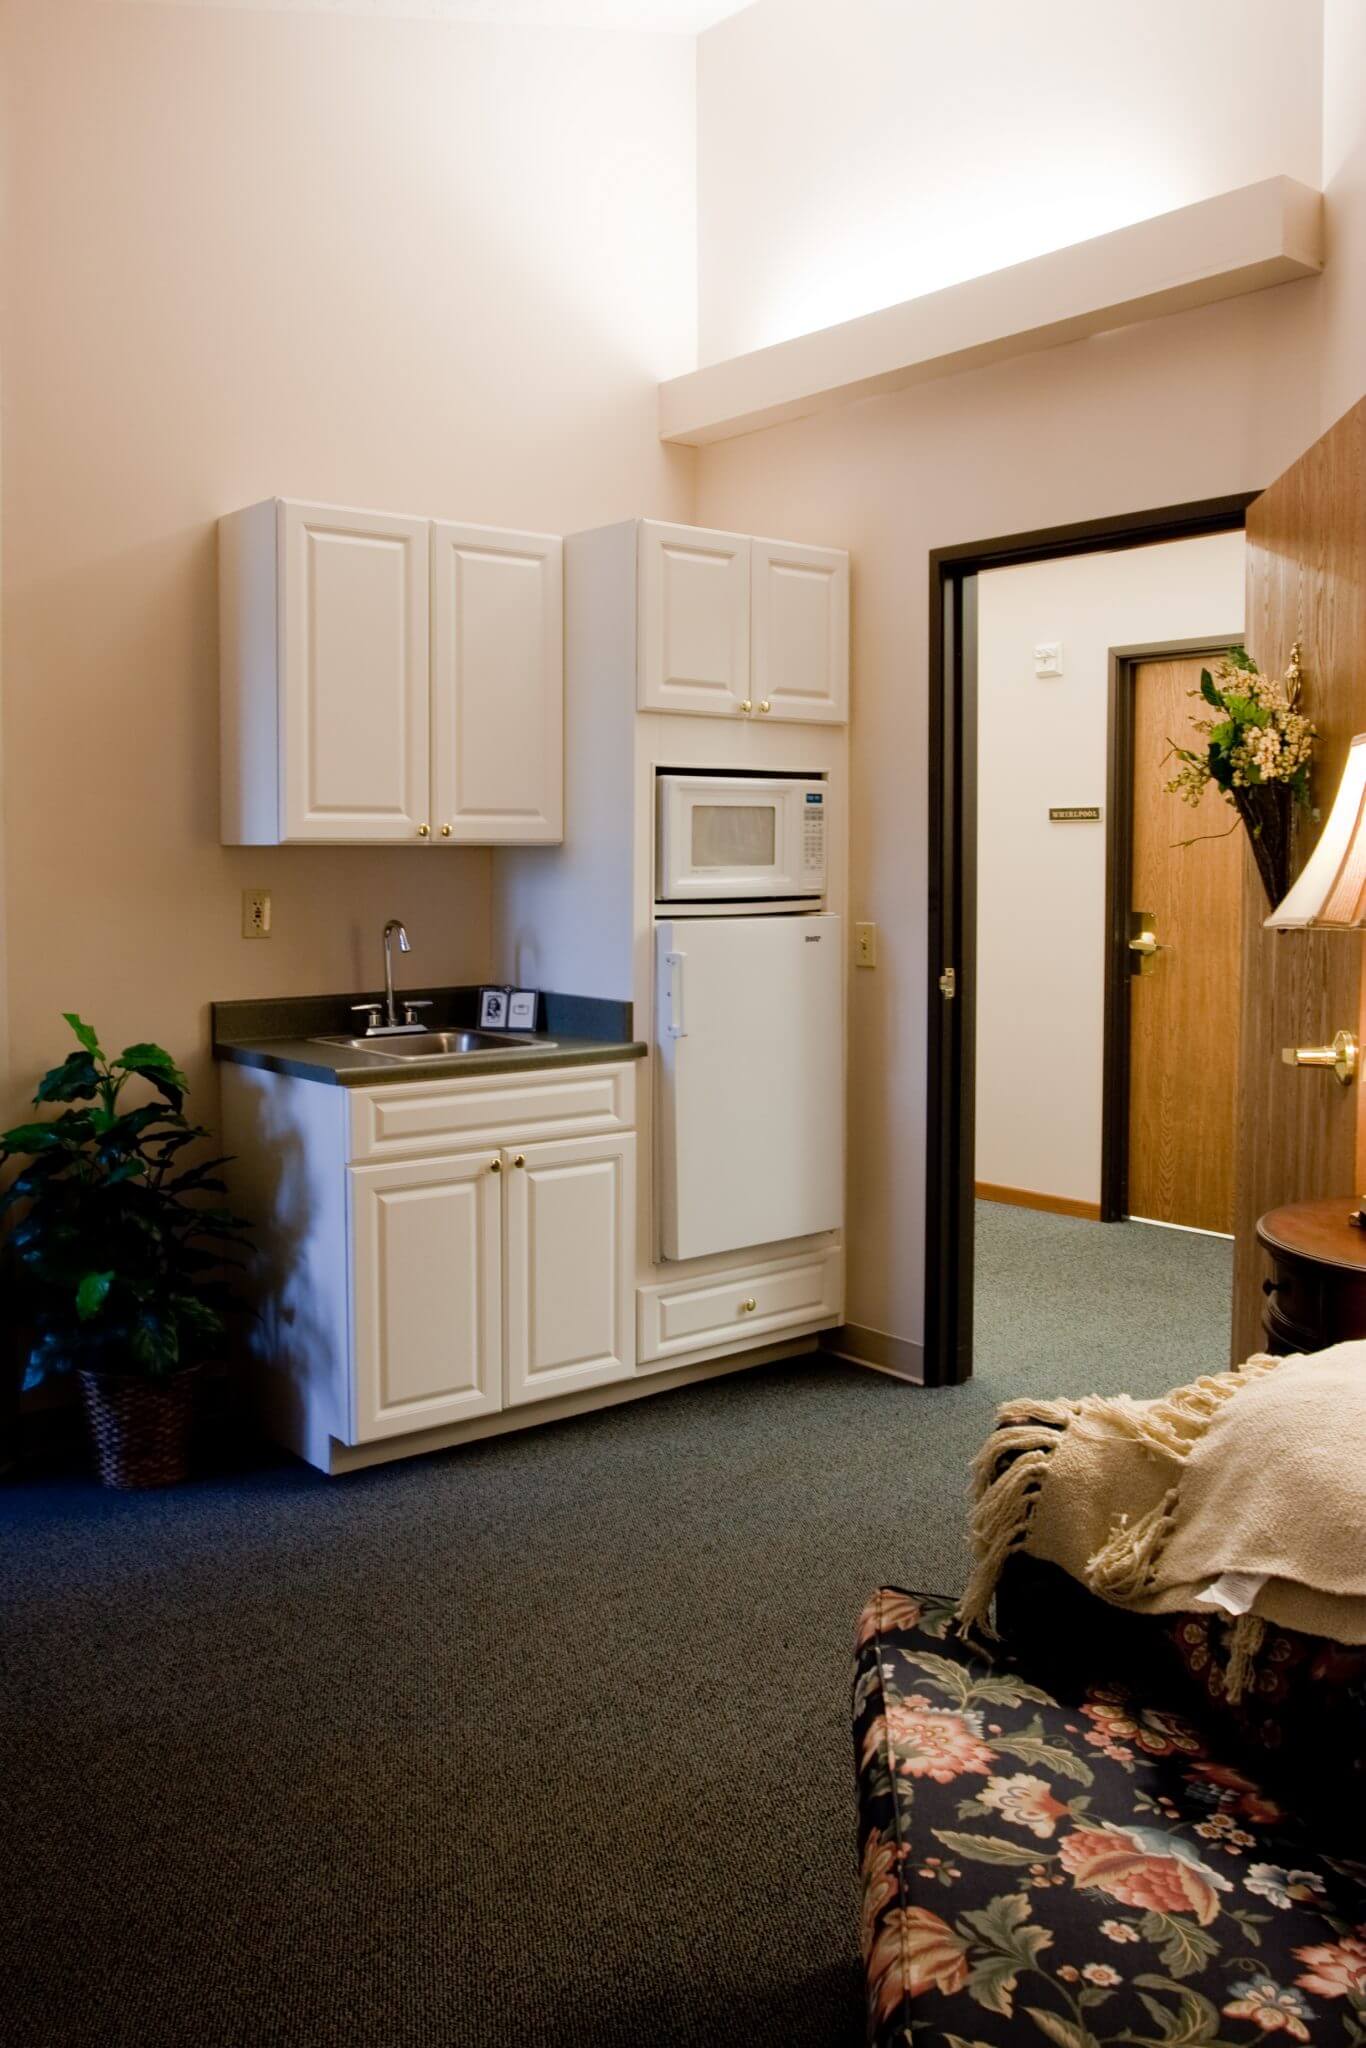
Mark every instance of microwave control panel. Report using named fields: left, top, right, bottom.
left=801, top=790, right=826, bottom=882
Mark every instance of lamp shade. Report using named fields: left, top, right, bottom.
left=1265, top=734, right=1366, bottom=929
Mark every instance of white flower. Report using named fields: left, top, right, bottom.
left=1244, top=1863, right=1326, bottom=1909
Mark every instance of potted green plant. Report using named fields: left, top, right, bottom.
left=0, top=1015, right=250, bottom=1488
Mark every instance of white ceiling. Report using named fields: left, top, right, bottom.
left=120, top=0, right=755, bottom=29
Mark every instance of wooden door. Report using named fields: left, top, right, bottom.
left=637, top=520, right=751, bottom=717
left=504, top=1133, right=635, bottom=1407
left=430, top=523, right=563, bottom=844
left=1128, top=655, right=1244, bottom=1231
left=279, top=501, right=431, bottom=843
left=751, top=538, right=849, bottom=724
left=1232, top=396, right=1366, bottom=1359
left=349, top=1153, right=502, bottom=1441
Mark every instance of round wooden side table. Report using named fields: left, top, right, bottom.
left=1256, top=1198, right=1366, bottom=1354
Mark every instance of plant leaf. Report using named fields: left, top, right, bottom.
left=933, top=1829, right=1046, bottom=1866
left=35, top=1052, right=102, bottom=1104
left=1138, top=1913, right=1221, bottom=1980
left=75, top=1270, right=114, bottom=1321
left=988, top=1729, right=1094, bottom=1787
left=1025, top=2011, right=1099, bottom=2048
left=63, top=1013, right=101, bottom=1055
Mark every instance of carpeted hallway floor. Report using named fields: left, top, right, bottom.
left=1, top=1206, right=1233, bottom=2047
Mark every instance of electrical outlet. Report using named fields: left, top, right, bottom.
left=854, top=921, right=878, bottom=968
left=242, top=888, right=272, bottom=939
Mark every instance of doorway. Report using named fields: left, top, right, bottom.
left=925, top=494, right=1257, bottom=1388
left=1103, top=640, right=1245, bottom=1234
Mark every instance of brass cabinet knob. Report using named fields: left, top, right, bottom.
left=440, top=823, right=452, bottom=838
left=740, top=1296, right=757, bottom=1313
left=739, top=700, right=753, bottom=714
left=513, top=1153, right=525, bottom=1168
left=417, top=822, right=430, bottom=838
left=758, top=700, right=771, bottom=714
left=489, top=1157, right=502, bottom=1173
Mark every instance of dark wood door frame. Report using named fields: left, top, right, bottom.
left=1101, top=635, right=1245, bottom=1225
left=925, top=494, right=1258, bottom=1387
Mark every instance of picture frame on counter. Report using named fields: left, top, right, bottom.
left=479, top=986, right=540, bottom=1031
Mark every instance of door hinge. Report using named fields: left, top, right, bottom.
left=938, top=966, right=956, bottom=999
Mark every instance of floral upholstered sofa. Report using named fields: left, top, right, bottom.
left=853, top=1564, right=1366, bottom=2047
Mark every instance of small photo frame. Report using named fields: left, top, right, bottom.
left=507, top=988, right=539, bottom=1031
left=478, top=986, right=511, bottom=1030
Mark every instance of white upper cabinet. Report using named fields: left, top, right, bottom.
left=219, top=499, right=563, bottom=845
left=637, top=520, right=751, bottom=717
left=281, top=502, right=431, bottom=842
left=751, top=537, right=849, bottom=725
left=431, top=523, right=562, bottom=844
left=634, top=519, right=847, bottom=725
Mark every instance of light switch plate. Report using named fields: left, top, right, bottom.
left=1033, top=641, right=1063, bottom=678
left=242, top=888, right=271, bottom=939
left=854, top=921, right=877, bottom=968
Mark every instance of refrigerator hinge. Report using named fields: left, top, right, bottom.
left=938, top=966, right=957, bottom=999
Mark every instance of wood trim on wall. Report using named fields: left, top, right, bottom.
left=1231, top=398, right=1366, bottom=1361
left=975, top=1181, right=1102, bottom=1222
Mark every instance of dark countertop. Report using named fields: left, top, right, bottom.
left=213, top=985, right=646, bottom=1089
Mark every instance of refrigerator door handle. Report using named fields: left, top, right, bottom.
left=664, top=949, right=686, bottom=1038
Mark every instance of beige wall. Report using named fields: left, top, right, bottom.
left=697, top=0, right=1324, bottom=364
left=693, top=4, right=1366, bottom=1363
left=0, top=0, right=697, bottom=1120
left=694, top=289, right=1327, bottom=1358
left=975, top=535, right=1245, bottom=1208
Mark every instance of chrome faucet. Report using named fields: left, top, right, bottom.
left=383, top=919, right=410, bottom=1028
left=350, top=920, right=431, bottom=1036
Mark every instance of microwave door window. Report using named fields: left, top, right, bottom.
left=691, top=803, right=777, bottom=870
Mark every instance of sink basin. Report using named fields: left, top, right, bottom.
left=311, top=1029, right=556, bottom=1061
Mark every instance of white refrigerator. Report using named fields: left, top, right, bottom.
left=654, top=913, right=843, bottom=1262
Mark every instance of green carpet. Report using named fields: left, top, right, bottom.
left=0, top=1207, right=1233, bottom=2046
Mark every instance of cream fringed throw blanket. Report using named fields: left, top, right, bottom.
left=959, top=1342, right=1366, bottom=1698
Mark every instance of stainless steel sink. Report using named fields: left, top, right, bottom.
left=311, top=1029, right=556, bottom=1061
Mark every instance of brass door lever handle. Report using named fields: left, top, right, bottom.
left=1281, top=1030, right=1358, bottom=1084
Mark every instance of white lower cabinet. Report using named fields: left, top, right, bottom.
left=350, top=1153, right=503, bottom=1441
left=505, top=1133, right=636, bottom=1407
left=348, top=1121, right=636, bottom=1444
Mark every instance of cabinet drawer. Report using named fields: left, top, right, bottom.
left=349, top=1062, right=635, bottom=1164
left=637, top=1245, right=842, bottom=1364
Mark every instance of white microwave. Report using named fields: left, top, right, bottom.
left=656, top=772, right=828, bottom=903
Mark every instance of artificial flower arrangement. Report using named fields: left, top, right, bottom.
left=1165, top=644, right=1315, bottom=908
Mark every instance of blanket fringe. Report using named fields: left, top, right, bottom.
left=1225, top=1613, right=1267, bottom=1704
left=955, top=1356, right=1285, bottom=1639
left=957, top=1402, right=1077, bottom=1633
left=1085, top=1488, right=1179, bottom=1601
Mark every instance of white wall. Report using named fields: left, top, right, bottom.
left=697, top=0, right=1324, bottom=365
left=974, top=534, right=1246, bottom=1208
left=0, top=0, right=697, bottom=1121
left=1320, top=0, right=1366, bottom=430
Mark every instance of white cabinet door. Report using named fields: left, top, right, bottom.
left=280, top=502, right=431, bottom=842
left=349, top=1153, right=502, bottom=1442
left=751, top=538, right=849, bottom=725
left=637, top=521, right=751, bottom=717
left=430, top=523, right=563, bottom=844
left=504, top=1133, right=635, bottom=1407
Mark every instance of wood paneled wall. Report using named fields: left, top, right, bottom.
left=1232, top=396, right=1366, bottom=1359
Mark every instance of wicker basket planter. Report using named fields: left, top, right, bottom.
left=78, top=1369, right=197, bottom=1490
